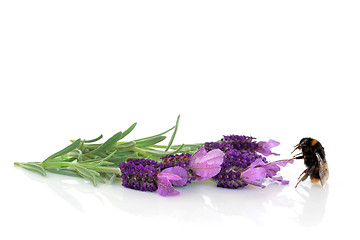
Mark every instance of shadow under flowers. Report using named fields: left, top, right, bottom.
left=18, top=169, right=328, bottom=226
left=194, top=180, right=296, bottom=225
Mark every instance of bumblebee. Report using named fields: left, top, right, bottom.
left=292, top=138, right=329, bottom=188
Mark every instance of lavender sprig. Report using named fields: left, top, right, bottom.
left=14, top=119, right=293, bottom=194
left=213, top=149, right=266, bottom=189
left=14, top=116, right=193, bottom=186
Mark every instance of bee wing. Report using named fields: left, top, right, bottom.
left=315, top=150, right=329, bottom=187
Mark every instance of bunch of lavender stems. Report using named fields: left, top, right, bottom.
left=14, top=116, right=202, bottom=186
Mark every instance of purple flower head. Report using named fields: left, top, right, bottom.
left=204, top=142, right=233, bottom=152
left=221, top=135, right=259, bottom=152
left=156, top=166, right=188, bottom=196
left=119, top=159, right=161, bottom=192
left=257, top=139, right=280, bottom=156
left=220, top=135, right=281, bottom=156
left=160, top=153, right=196, bottom=184
left=213, top=149, right=266, bottom=189
left=189, top=146, right=224, bottom=181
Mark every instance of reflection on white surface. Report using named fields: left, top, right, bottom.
left=294, top=183, right=329, bottom=226
left=18, top=168, right=329, bottom=226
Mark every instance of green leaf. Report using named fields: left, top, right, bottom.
left=134, top=126, right=175, bottom=142
left=84, top=151, right=117, bottom=168
left=44, top=138, right=82, bottom=162
left=88, top=169, right=105, bottom=183
left=108, top=151, right=134, bottom=156
left=151, top=143, right=202, bottom=152
left=14, top=162, right=46, bottom=176
left=165, top=115, right=180, bottom=151
left=135, top=144, right=185, bottom=157
left=114, top=141, right=136, bottom=151
left=135, top=136, right=166, bottom=148
left=46, top=167, right=80, bottom=178
left=73, top=165, right=98, bottom=186
left=84, top=134, right=103, bottom=143
left=121, top=122, right=137, bottom=140
left=96, top=161, right=114, bottom=166
left=84, top=141, right=135, bottom=154
left=91, top=166, right=121, bottom=175
left=104, top=156, right=131, bottom=166
left=86, top=131, right=123, bottom=156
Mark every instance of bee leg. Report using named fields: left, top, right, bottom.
left=295, top=155, right=304, bottom=159
left=295, top=165, right=316, bottom=188
left=295, top=172, right=310, bottom=188
left=298, top=169, right=307, bottom=180
left=295, top=170, right=308, bottom=188
left=288, top=155, right=304, bottom=161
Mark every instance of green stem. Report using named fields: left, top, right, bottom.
left=41, top=160, right=120, bottom=174
left=91, top=167, right=121, bottom=175
left=152, top=143, right=202, bottom=149
left=82, top=141, right=136, bottom=152
left=41, top=161, right=75, bottom=168
left=133, top=147, right=149, bottom=158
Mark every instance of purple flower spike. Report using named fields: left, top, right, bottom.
left=189, top=146, right=224, bottom=181
left=257, top=139, right=280, bottom=156
left=212, top=150, right=266, bottom=189
left=160, top=153, right=197, bottom=184
left=120, top=159, right=160, bottom=192
left=218, top=135, right=281, bottom=156
left=156, top=166, right=188, bottom=196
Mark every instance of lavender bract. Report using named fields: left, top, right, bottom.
left=189, top=146, right=225, bottom=181
left=156, top=166, right=188, bottom=196
left=242, top=159, right=294, bottom=187
left=257, top=139, right=281, bottom=156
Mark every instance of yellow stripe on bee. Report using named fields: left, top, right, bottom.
left=310, top=178, right=320, bottom=183
left=311, top=139, right=318, bottom=146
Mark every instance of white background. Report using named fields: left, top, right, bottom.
left=1, top=1, right=359, bottom=239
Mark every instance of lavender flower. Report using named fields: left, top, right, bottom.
left=221, top=135, right=258, bottom=152
left=160, top=153, right=196, bottom=184
left=120, top=158, right=189, bottom=196
left=119, top=159, right=161, bottom=192
left=204, top=142, right=233, bottom=152
left=213, top=149, right=266, bottom=189
left=220, top=135, right=280, bottom=156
